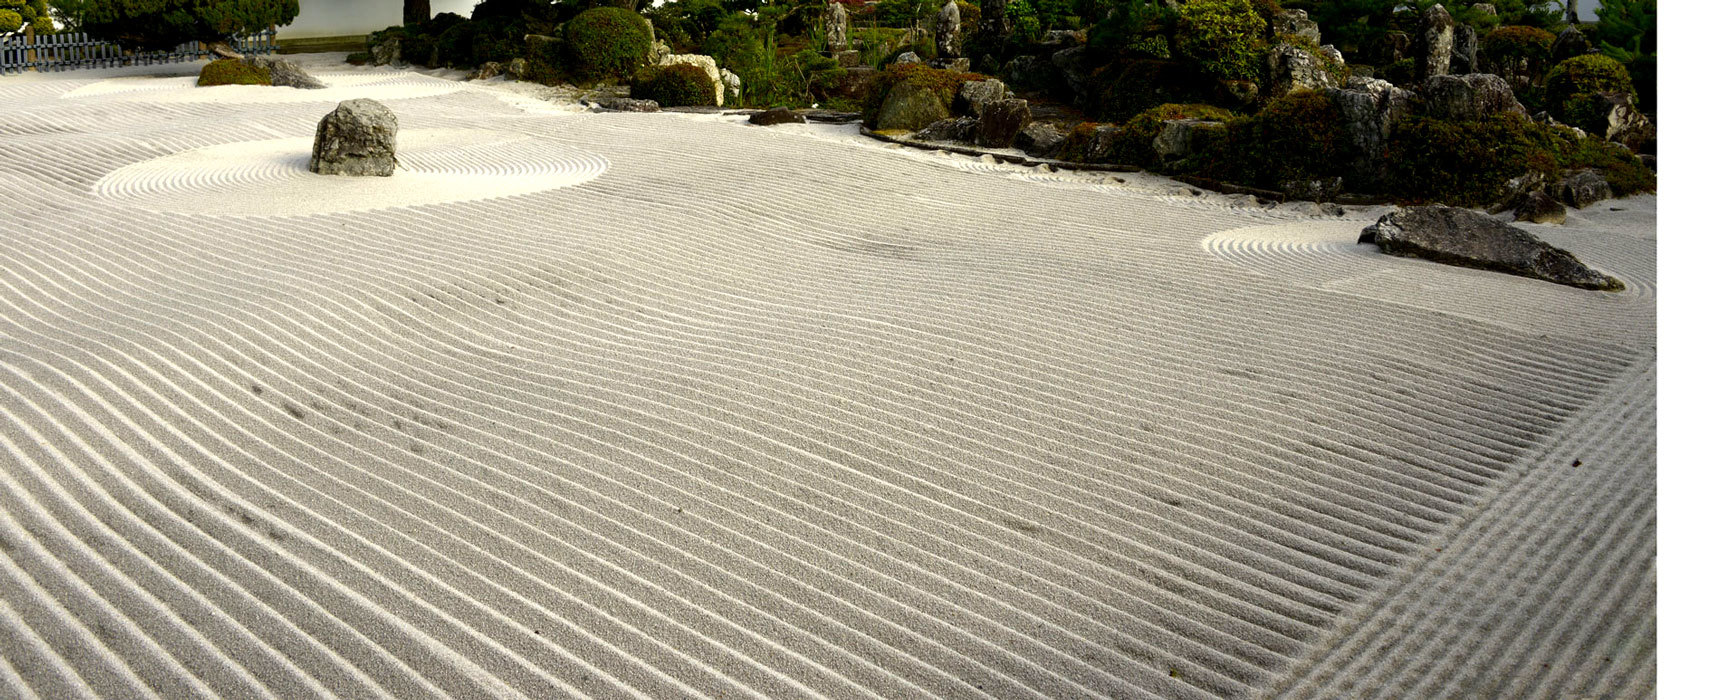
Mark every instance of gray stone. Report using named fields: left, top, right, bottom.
left=1152, top=119, right=1226, bottom=162
left=1077, top=125, right=1123, bottom=163
left=930, top=57, right=971, bottom=72
left=1584, top=92, right=1655, bottom=153
left=1451, top=24, right=1479, bottom=74
left=650, top=40, right=671, bottom=66
left=1420, top=73, right=1528, bottom=121
left=506, top=58, right=528, bottom=79
left=1378, top=30, right=1411, bottom=65
left=1014, top=122, right=1066, bottom=158
left=875, top=79, right=951, bottom=131
left=976, top=98, right=1030, bottom=148
left=243, top=56, right=326, bottom=89
left=913, top=116, right=978, bottom=142
left=720, top=69, right=742, bottom=101
left=1282, top=177, right=1344, bottom=202
left=894, top=51, right=920, bottom=64
left=1359, top=205, right=1622, bottom=290
left=1551, top=25, right=1596, bottom=62
left=1266, top=42, right=1338, bottom=97
left=936, top=1, right=963, bottom=59
left=1273, top=10, right=1321, bottom=44
left=834, top=49, right=861, bottom=68
left=1218, top=79, right=1260, bottom=110
left=748, top=107, right=806, bottom=125
left=956, top=79, right=1007, bottom=117
left=1419, top=4, right=1454, bottom=81
left=1512, top=191, right=1567, bottom=224
left=470, top=61, right=506, bottom=80
left=310, top=99, right=397, bottom=177
left=1051, top=46, right=1092, bottom=98
left=370, top=37, right=402, bottom=67
left=1326, top=77, right=1415, bottom=182
left=1472, top=3, right=1499, bottom=17
left=1042, top=30, right=1084, bottom=48
left=591, top=97, right=661, bottom=112
left=825, top=2, right=850, bottom=53
left=1549, top=169, right=1613, bottom=208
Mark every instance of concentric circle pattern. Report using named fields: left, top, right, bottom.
left=0, top=55, right=1655, bottom=700
left=93, top=129, right=608, bottom=216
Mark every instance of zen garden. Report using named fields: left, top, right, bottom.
left=0, top=1, right=1675, bottom=698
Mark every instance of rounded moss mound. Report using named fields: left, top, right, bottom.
left=1175, top=0, right=1269, bottom=82
left=633, top=64, right=716, bottom=107
left=1484, top=25, right=1557, bottom=67
left=1197, top=90, right=1348, bottom=189
left=1545, top=54, right=1636, bottom=128
left=563, top=7, right=652, bottom=83
left=863, top=63, right=986, bottom=131
left=197, top=59, right=272, bottom=87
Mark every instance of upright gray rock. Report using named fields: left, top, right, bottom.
left=1266, top=42, right=1338, bottom=97
left=1378, top=31, right=1411, bottom=65
left=825, top=2, right=850, bottom=54
left=1152, top=119, right=1227, bottom=163
left=1419, top=4, right=1455, bottom=81
left=936, top=1, right=963, bottom=59
left=956, top=79, right=1007, bottom=117
left=243, top=56, right=326, bottom=89
left=1014, top=122, right=1066, bottom=158
left=1471, top=3, right=1499, bottom=19
left=1359, top=205, right=1623, bottom=290
left=1584, top=92, right=1655, bottom=153
left=1326, top=77, right=1414, bottom=182
left=370, top=37, right=402, bottom=66
left=1051, top=46, right=1092, bottom=98
left=1420, top=74, right=1528, bottom=122
left=1549, top=169, right=1613, bottom=208
left=1551, top=25, right=1595, bottom=62
left=1273, top=10, right=1321, bottom=44
left=310, top=99, right=397, bottom=177
left=1513, top=191, right=1567, bottom=224
left=1451, top=24, right=1479, bottom=74
left=976, top=98, right=1031, bottom=148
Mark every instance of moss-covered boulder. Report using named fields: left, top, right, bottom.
left=521, top=34, right=568, bottom=85
left=865, top=63, right=985, bottom=131
left=632, top=64, right=716, bottom=108
left=1545, top=54, right=1635, bottom=129
left=196, top=59, right=271, bottom=87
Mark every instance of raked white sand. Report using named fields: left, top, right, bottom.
left=0, top=54, right=1655, bottom=698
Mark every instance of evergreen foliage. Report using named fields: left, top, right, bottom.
left=563, top=6, right=652, bottom=82
left=1174, top=0, right=1268, bottom=82
left=57, top=0, right=298, bottom=51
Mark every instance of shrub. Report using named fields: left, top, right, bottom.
left=563, top=6, right=653, bottom=82
left=1558, top=133, right=1655, bottom=196
left=63, top=0, right=300, bottom=51
left=633, top=63, right=716, bottom=106
left=434, top=20, right=481, bottom=68
left=1141, top=103, right=1236, bottom=121
left=1483, top=25, right=1555, bottom=67
left=1383, top=113, right=1561, bottom=205
left=197, top=59, right=271, bottom=87
left=1544, top=53, right=1635, bottom=128
left=1174, top=0, right=1268, bottom=82
left=1196, top=90, right=1350, bottom=188
left=1091, top=59, right=1210, bottom=122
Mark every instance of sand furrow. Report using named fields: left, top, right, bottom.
left=1, top=57, right=1656, bottom=698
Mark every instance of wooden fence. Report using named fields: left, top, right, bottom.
left=1, top=28, right=277, bottom=75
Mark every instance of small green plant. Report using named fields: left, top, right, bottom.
left=1483, top=25, right=1556, bottom=67
left=563, top=6, right=653, bottom=82
left=1174, top=0, right=1269, bottom=82
left=196, top=59, right=271, bottom=87
left=633, top=63, right=717, bottom=107
left=1544, top=53, right=1635, bottom=128
left=1195, top=90, right=1351, bottom=188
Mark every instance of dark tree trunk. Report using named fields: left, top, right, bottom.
left=1567, top=0, right=1580, bottom=24
left=405, top=0, right=431, bottom=26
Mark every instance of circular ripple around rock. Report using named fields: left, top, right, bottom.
left=61, top=72, right=463, bottom=103
left=93, top=129, right=608, bottom=216
left=1203, top=220, right=1655, bottom=342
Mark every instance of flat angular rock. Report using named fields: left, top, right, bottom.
left=1549, top=169, right=1613, bottom=208
left=956, top=79, right=1006, bottom=118
left=1014, top=122, right=1065, bottom=158
left=1359, top=205, right=1621, bottom=290
left=591, top=97, right=661, bottom=112
left=1420, top=73, right=1527, bottom=122
left=1152, top=119, right=1226, bottom=162
left=913, top=116, right=978, bottom=142
left=310, top=99, right=397, bottom=177
left=1513, top=190, right=1567, bottom=224
left=243, top=56, right=327, bottom=89
left=748, top=107, right=806, bottom=126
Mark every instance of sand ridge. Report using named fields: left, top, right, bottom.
left=0, top=54, right=1656, bottom=698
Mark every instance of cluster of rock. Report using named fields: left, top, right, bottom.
left=242, top=56, right=327, bottom=89
left=892, top=77, right=1041, bottom=151
left=1361, top=205, right=1623, bottom=291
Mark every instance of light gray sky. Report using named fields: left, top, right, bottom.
left=277, top=1, right=479, bottom=39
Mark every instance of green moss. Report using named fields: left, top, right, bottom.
left=1055, top=122, right=1104, bottom=163
left=1383, top=113, right=1560, bottom=205
left=1483, top=25, right=1556, bottom=67
left=1175, top=0, right=1269, bottom=82
left=862, top=63, right=987, bottom=129
left=563, top=6, right=653, bottom=83
left=1545, top=53, right=1635, bottom=128
left=1092, top=59, right=1211, bottom=122
left=633, top=63, right=716, bottom=107
left=1559, top=134, right=1656, bottom=196
left=196, top=59, right=271, bottom=87
left=1143, top=103, right=1237, bottom=122
left=344, top=51, right=370, bottom=65
left=1195, top=90, right=1350, bottom=189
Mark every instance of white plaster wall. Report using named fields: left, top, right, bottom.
left=277, top=1, right=477, bottom=39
